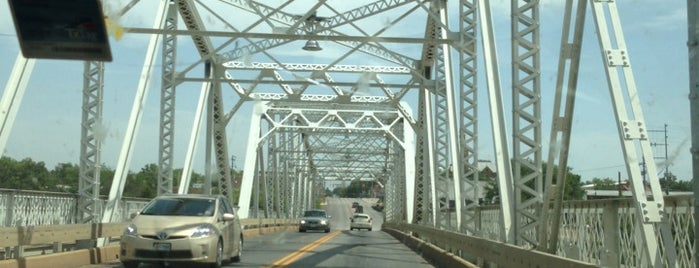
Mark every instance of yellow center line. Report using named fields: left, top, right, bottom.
left=265, top=230, right=341, bottom=268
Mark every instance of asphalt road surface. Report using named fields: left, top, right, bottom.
left=82, top=197, right=434, bottom=268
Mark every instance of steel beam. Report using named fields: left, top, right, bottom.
left=0, top=55, right=34, bottom=167
left=457, top=0, right=479, bottom=235
left=511, top=0, right=542, bottom=247
left=540, top=0, right=587, bottom=253
left=478, top=0, right=515, bottom=243
left=157, top=1, right=178, bottom=195
left=78, top=61, right=103, bottom=224
left=589, top=1, right=678, bottom=266
left=102, top=0, right=169, bottom=224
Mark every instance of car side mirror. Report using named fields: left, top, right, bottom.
left=130, top=212, right=140, bottom=219
left=222, top=213, right=236, bottom=222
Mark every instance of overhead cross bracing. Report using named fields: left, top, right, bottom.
left=0, top=0, right=682, bottom=266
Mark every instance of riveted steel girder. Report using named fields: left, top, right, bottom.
left=589, top=1, right=677, bottom=266
left=157, top=2, right=178, bottom=195
left=511, top=0, right=542, bottom=247
left=78, top=61, right=104, bottom=224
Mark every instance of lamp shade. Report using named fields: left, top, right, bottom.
left=302, top=40, right=322, bottom=51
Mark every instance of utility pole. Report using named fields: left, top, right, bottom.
left=649, top=124, right=671, bottom=194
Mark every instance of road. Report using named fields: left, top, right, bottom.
left=83, top=197, right=434, bottom=268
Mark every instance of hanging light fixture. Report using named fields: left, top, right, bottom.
left=302, top=40, right=322, bottom=51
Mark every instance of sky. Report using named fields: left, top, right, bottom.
left=0, top=0, right=693, bottom=183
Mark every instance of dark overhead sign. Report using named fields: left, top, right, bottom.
left=9, top=0, right=113, bottom=61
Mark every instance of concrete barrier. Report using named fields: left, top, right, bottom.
left=382, top=228, right=479, bottom=268
left=0, top=245, right=119, bottom=268
left=0, top=219, right=298, bottom=268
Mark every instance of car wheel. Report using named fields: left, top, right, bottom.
left=122, top=261, right=138, bottom=268
left=324, top=228, right=330, bottom=233
left=231, top=236, right=243, bottom=262
left=368, top=228, right=372, bottom=231
left=210, top=240, right=223, bottom=268
left=350, top=228, right=354, bottom=231
left=299, top=228, right=306, bottom=232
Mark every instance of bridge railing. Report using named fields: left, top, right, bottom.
left=0, top=188, right=149, bottom=226
left=0, top=218, right=298, bottom=260
left=475, top=194, right=694, bottom=267
left=0, top=188, right=694, bottom=266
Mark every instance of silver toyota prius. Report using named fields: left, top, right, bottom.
left=119, top=194, right=243, bottom=268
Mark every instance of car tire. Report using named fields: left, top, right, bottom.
left=231, top=236, right=242, bottom=262
left=122, top=261, right=139, bottom=268
left=210, top=240, right=223, bottom=268
left=299, top=229, right=306, bottom=232
left=350, top=228, right=354, bottom=231
left=368, top=228, right=372, bottom=231
left=324, top=228, right=330, bottom=233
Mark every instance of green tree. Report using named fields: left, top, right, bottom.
left=49, top=162, right=80, bottom=192
left=0, top=157, right=50, bottom=191
left=588, top=177, right=618, bottom=190
left=123, top=164, right=157, bottom=198
left=483, top=162, right=585, bottom=203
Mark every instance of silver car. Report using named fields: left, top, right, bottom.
left=299, top=209, right=331, bottom=233
left=349, top=213, right=372, bottom=231
left=120, top=194, right=243, bottom=268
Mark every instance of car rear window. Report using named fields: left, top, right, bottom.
left=354, top=215, right=369, bottom=220
left=303, top=210, right=327, bottom=217
left=141, top=198, right=216, bottom=216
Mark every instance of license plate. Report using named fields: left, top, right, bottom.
left=153, top=242, right=171, bottom=251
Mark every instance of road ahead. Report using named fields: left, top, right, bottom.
left=84, top=197, right=434, bottom=268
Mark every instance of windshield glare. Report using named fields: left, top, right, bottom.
left=141, top=198, right=215, bottom=216
left=303, top=210, right=326, bottom=217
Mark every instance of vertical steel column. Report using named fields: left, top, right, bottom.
left=281, top=128, right=291, bottom=216
left=237, top=101, right=265, bottom=218
left=391, top=128, right=408, bottom=222
left=478, top=0, right=515, bottom=243
left=458, top=0, right=479, bottom=235
left=269, top=125, right=280, bottom=218
left=178, top=81, right=209, bottom=194
left=539, top=0, right=587, bottom=253
left=210, top=64, right=234, bottom=201
left=412, top=89, right=429, bottom=224
left=78, top=61, right=104, bottom=224
left=157, top=2, right=178, bottom=195
left=511, top=0, right=542, bottom=246
left=590, top=1, right=678, bottom=266
left=428, top=0, right=463, bottom=230
left=687, top=1, right=698, bottom=267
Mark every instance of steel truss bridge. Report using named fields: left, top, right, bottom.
left=0, top=0, right=697, bottom=267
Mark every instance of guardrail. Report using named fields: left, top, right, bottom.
left=0, top=189, right=694, bottom=266
left=383, top=222, right=599, bottom=268
left=0, top=218, right=297, bottom=260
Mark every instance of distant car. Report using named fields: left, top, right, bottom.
left=120, top=194, right=243, bottom=268
left=299, top=209, right=331, bottom=233
left=349, top=213, right=372, bottom=231
left=352, top=201, right=359, bottom=208
left=355, top=205, right=364, bottom=213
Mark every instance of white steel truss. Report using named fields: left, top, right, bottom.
left=511, top=0, right=542, bottom=247
left=539, top=0, right=680, bottom=266
left=0, top=1, right=687, bottom=266
left=78, top=61, right=104, bottom=224
left=157, top=2, right=178, bottom=195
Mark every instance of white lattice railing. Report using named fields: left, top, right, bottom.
left=477, top=195, right=694, bottom=267
left=0, top=188, right=149, bottom=227
left=0, top=188, right=693, bottom=266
